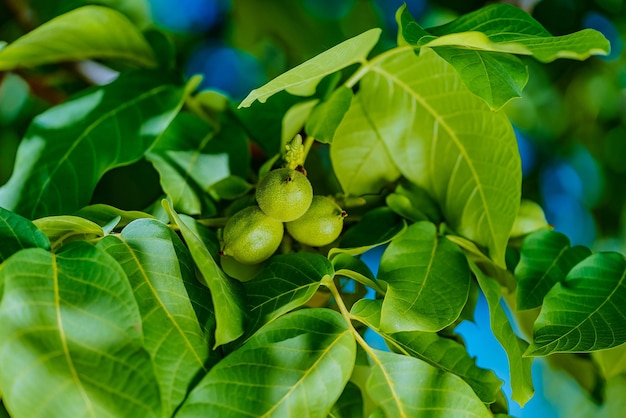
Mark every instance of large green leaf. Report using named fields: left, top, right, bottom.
left=163, top=201, right=246, bottom=347
left=305, top=86, right=353, bottom=144
left=0, top=71, right=185, bottom=219
left=98, top=219, right=216, bottom=416
left=244, top=253, right=333, bottom=335
left=472, top=262, right=534, bottom=406
left=351, top=299, right=503, bottom=405
left=366, top=349, right=491, bottom=417
left=526, top=252, right=626, bottom=356
left=239, top=28, right=381, bottom=108
left=0, top=206, right=49, bottom=263
left=0, top=6, right=156, bottom=70
left=176, top=309, right=356, bottom=418
left=378, top=221, right=470, bottom=332
left=356, top=47, right=521, bottom=267
left=330, top=92, right=402, bottom=196
left=424, top=4, right=610, bottom=62
left=515, top=229, right=591, bottom=310
left=0, top=242, right=161, bottom=417
left=147, top=112, right=250, bottom=216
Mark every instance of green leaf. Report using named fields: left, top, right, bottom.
left=333, top=207, right=406, bottom=256
left=281, top=99, right=319, bottom=146
left=147, top=112, right=250, bottom=216
left=510, top=200, right=549, bottom=238
left=32, top=215, right=104, bottom=250
left=331, top=253, right=384, bottom=294
left=0, top=70, right=185, bottom=219
left=526, top=252, right=626, bottom=356
left=239, top=28, right=381, bottom=108
left=0, top=6, right=156, bottom=70
left=425, top=4, right=610, bottom=63
left=366, top=349, right=491, bottom=417
left=515, top=229, right=591, bottom=310
left=98, top=219, right=216, bottom=416
left=177, top=309, right=356, bottom=418
left=385, top=180, right=441, bottom=223
left=0, top=242, right=161, bottom=417
left=163, top=200, right=246, bottom=347
left=594, top=343, right=626, bottom=380
left=350, top=299, right=503, bottom=404
left=329, top=382, right=363, bottom=418
left=358, top=47, right=521, bottom=267
left=0, top=206, right=50, bottom=262
left=472, top=262, right=534, bottom=406
left=244, top=253, right=333, bottom=335
left=305, top=86, right=353, bottom=144
left=74, top=204, right=156, bottom=229
left=330, top=92, right=402, bottom=196
left=377, top=222, right=470, bottom=332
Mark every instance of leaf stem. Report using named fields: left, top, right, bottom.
left=344, top=45, right=415, bottom=88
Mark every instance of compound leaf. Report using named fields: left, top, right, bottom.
left=177, top=309, right=356, bottom=418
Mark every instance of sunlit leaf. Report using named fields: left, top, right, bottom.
left=74, top=204, right=156, bottom=229
left=98, top=219, right=216, bottom=416
left=526, top=252, right=626, bottom=356
left=357, top=47, right=520, bottom=267
left=330, top=93, right=401, bottom=196
left=471, top=262, right=534, bottom=406
left=163, top=200, right=246, bottom=347
left=239, top=28, right=381, bottom=108
left=351, top=299, right=503, bottom=404
left=0, top=206, right=49, bottom=262
left=515, top=229, right=591, bottom=310
left=377, top=221, right=470, bottom=332
left=0, top=6, right=155, bottom=70
left=510, top=200, right=549, bottom=238
left=244, top=253, right=333, bottom=335
left=0, top=243, right=161, bottom=417
left=177, top=309, right=356, bottom=418
left=32, top=215, right=103, bottom=250
left=0, top=71, right=185, bottom=219
left=425, top=4, right=610, bottom=62
left=281, top=99, right=318, bottom=146
left=366, top=349, right=491, bottom=417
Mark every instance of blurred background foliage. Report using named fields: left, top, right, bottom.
left=0, top=0, right=625, bottom=416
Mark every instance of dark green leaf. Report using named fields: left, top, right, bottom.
left=0, top=206, right=49, bottom=262
left=331, top=253, right=383, bottom=294
left=245, top=253, right=333, bottom=335
left=177, top=309, right=356, bottom=418
left=0, top=6, right=156, bottom=70
left=0, top=71, right=185, bottom=218
left=526, top=252, right=626, bottom=356
left=334, top=207, right=406, bottom=256
left=305, top=86, right=353, bottom=144
left=350, top=299, right=503, bottom=404
left=515, top=229, right=591, bottom=310
left=378, top=221, right=470, bottom=332
left=366, top=349, right=491, bottom=417
left=98, top=219, right=216, bottom=416
left=0, top=242, right=161, bottom=417
left=472, top=262, right=534, bottom=406
left=163, top=200, right=246, bottom=347
left=385, top=181, right=441, bottom=223
left=239, top=28, right=381, bottom=107
left=328, top=382, right=363, bottom=418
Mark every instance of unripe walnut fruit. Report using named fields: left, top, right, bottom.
left=256, top=168, right=313, bottom=222
left=286, top=196, right=346, bottom=247
left=222, top=206, right=283, bottom=264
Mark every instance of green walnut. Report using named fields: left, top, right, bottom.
left=256, top=168, right=313, bottom=222
left=286, top=196, right=347, bottom=247
left=222, top=206, right=284, bottom=264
